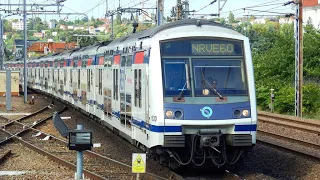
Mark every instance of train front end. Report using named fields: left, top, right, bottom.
left=148, top=21, right=256, bottom=168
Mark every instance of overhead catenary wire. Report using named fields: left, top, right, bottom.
left=220, top=0, right=290, bottom=15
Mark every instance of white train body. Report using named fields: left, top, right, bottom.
left=5, top=19, right=257, bottom=168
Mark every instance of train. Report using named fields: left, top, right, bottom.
left=4, top=19, right=257, bottom=169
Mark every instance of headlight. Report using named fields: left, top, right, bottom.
left=202, top=89, right=210, bottom=95
left=234, top=109, right=241, bottom=117
left=174, top=110, right=183, bottom=119
left=242, top=110, right=250, bottom=117
left=165, top=110, right=173, bottom=118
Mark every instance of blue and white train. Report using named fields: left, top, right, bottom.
left=5, top=19, right=257, bottom=169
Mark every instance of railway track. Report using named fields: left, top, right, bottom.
left=0, top=98, right=181, bottom=180
left=257, top=111, right=320, bottom=159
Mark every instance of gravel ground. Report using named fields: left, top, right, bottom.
left=38, top=108, right=177, bottom=179
left=0, top=141, right=74, bottom=180
left=227, top=134, right=320, bottom=180
left=0, top=94, right=51, bottom=120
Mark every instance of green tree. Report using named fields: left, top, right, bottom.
left=3, top=20, right=12, bottom=32
left=115, top=13, right=122, bottom=25
left=228, top=12, right=235, bottom=23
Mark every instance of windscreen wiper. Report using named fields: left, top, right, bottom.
left=177, top=82, right=187, bottom=100
left=200, top=68, right=224, bottom=100
left=203, top=80, right=224, bottom=100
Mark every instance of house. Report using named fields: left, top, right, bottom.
left=303, top=0, right=320, bottom=28
left=59, top=24, right=67, bottom=30
left=279, top=17, right=294, bottom=24
left=27, top=42, right=77, bottom=56
left=88, top=26, right=95, bottom=34
left=12, top=19, right=24, bottom=31
left=74, top=26, right=85, bottom=31
left=33, top=32, right=44, bottom=38
left=48, top=21, right=56, bottom=29
left=250, top=18, right=266, bottom=24
left=3, top=33, right=7, bottom=40
left=67, top=25, right=74, bottom=30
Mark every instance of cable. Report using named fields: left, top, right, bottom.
left=220, top=0, right=289, bottom=15
left=195, top=0, right=217, bottom=13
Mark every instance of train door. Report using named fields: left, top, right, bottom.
left=132, top=64, right=149, bottom=143
left=80, top=60, right=87, bottom=110
left=102, top=56, right=113, bottom=122
left=44, top=67, right=48, bottom=90
left=95, top=55, right=104, bottom=119
left=72, top=66, right=79, bottom=104
left=63, top=67, right=67, bottom=100
left=119, top=55, right=133, bottom=134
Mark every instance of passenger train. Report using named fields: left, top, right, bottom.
left=5, top=19, right=257, bottom=169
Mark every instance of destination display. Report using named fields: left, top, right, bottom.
left=161, top=39, right=243, bottom=56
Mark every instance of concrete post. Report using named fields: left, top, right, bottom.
left=6, top=70, right=11, bottom=110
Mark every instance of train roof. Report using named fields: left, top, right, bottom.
left=108, top=19, right=236, bottom=46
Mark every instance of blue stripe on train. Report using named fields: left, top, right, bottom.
left=113, top=111, right=256, bottom=133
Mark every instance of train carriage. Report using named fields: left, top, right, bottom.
left=5, top=19, right=257, bottom=169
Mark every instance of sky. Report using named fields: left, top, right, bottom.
left=1, top=0, right=295, bottom=21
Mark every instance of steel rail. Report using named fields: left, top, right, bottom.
left=0, top=150, right=11, bottom=164
left=258, top=116, right=320, bottom=135
left=258, top=111, right=320, bottom=128
left=258, top=130, right=320, bottom=159
left=0, top=102, right=65, bottom=145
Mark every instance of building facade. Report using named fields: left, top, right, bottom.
left=303, top=0, right=320, bottom=28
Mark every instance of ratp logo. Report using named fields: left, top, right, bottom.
left=200, top=106, right=213, bottom=119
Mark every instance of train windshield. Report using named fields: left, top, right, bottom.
left=161, top=38, right=249, bottom=99
left=193, top=59, right=248, bottom=96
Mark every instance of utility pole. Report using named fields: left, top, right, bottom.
left=157, top=0, right=164, bottom=26
left=217, top=0, right=227, bottom=17
left=1, top=2, right=62, bottom=103
left=294, top=0, right=303, bottom=117
left=0, top=14, right=4, bottom=70
left=182, top=0, right=189, bottom=19
left=23, top=0, right=28, bottom=103
left=176, top=0, right=182, bottom=20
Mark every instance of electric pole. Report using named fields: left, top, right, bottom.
left=217, top=0, right=227, bottom=17
left=295, top=0, right=303, bottom=117
left=23, top=0, right=28, bottom=103
left=0, top=14, right=4, bottom=70
left=1, top=1, right=63, bottom=103
left=157, top=0, right=164, bottom=26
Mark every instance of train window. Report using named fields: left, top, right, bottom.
left=126, top=55, right=132, bottom=67
left=78, top=69, right=80, bottom=89
left=162, top=59, right=191, bottom=97
left=103, top=88, right=112, bottom=117
left=87, top=69, right=90, bottom=92
left=116, top=69, right=118, bottom=100
left=113, top=70, right=115, bottom=100
left=121, top=56, right=126, bottom=67
left=125, top=94, right=132, bottom=129
left=113, top=69, right=119, bottom=100
left=64, top=69, right=67, bottom=85
left=192, top=59, right=248, bottom=96
left=104, top=56, right=112, bottom=67
left=52, top=69, right=54, bottom=83
left=99, top=69, right=102, bottom=95
left=138, top=69, right=141, bottom=108
left=91, top=69, right=93, bottom=85
left=70, top=70, right=73, bottom=86
left=120, top=93, right=125, bottom=125
left=134, top=69, right=137, bottom=107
